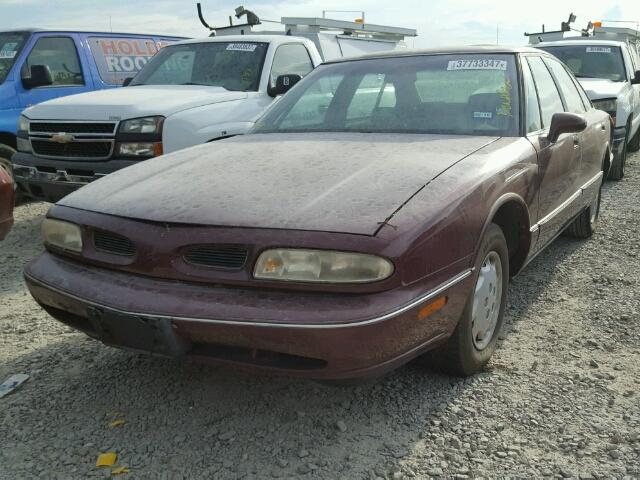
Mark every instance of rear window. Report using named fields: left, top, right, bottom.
left=88, top=37, right=176, bottom=85
left=538, top=45, right=626, bottom=82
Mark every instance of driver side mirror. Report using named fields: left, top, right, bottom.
left=631, top=70, right=640, bottom=85
left=548, top=112, right=587, bottom=143
left=268, top=74, right=302, bottom=97
left=21, top=64, right=53, bottom=89
left=122, top=77, right=133, bottom=87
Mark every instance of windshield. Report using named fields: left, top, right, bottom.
left=538, top=45, right=626, bottom=82
left=0, top=31, right=30, bottom=84
left=254, top=54, right=520, bottom=136
left=130, top=41, right=268, bottom=91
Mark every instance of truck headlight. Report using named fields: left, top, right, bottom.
left=116, top=142, right=163, bottom=157
left=42, top=218, right=83, bottom=253
left=592, top=98, right=617, bottom=121
left=18, top=115, right=29, bottom=133
left=254, top=249, right=394, bottom=283
left=118, top=116, right=164, bottom=134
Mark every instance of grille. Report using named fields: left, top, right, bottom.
left=94, top=231, right=136, bottom=256
left=32, top=140, right=112, bottom=159
left=30, top=122, right=116, bottom=134
left=184, top=246, right=248, bottom=269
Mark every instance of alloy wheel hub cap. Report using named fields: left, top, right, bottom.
left=471, top=251, right=502, bottom=351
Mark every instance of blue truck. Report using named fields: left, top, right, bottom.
left=0, top=29, right=183, bottom=183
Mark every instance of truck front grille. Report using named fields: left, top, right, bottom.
left=29, top=121, right=117, bottom=160
left=30, top=122, right=116, bottom=135
left=31, top=140, right=113, bottom=159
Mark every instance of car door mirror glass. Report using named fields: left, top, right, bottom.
left=268, top=74, right=302, bottom=97
left=547, top=112, right=587, bottom=143
left=122, top=77, right=133, bottom=87
left=21, top=64, right=54, bottom=89
left=632, top=70, right=640, bottom=85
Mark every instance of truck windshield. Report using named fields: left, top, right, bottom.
left=254, top=54, right=520, bottom=136
left=130, top=41, right=268, bottom=91
left=538, top=45, right=626, bottom=82
left=0, top=31, right=30, bottom=84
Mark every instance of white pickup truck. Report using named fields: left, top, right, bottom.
left=13, top=14, right=416, bottom=201
left=535, top=39, right=640, bottom=180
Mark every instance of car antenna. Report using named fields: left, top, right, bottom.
left=197, top=3, right=216, bottom=36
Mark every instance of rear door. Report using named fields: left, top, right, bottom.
left=17, top=33, right=93, bottom=109
left=524, top=55, right=581, bottom=248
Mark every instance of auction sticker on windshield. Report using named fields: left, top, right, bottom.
left=0, top=42, right=18, bottom=59
left=447, top=59, right=507, bottom=71
left=226, top=43, right=258, bottom=52
left=586, top=47, right=612, bottom=53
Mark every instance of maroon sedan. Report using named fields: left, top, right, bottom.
left=25, top=47, right=611, bottom=380
left=0, top=165, right=14, bottom=240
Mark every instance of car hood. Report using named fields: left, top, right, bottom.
left=23, top=85, right=247, bottom=121
left=576, top=77, right=626, bottom=101
left=59, top=133, right=499, bottom=236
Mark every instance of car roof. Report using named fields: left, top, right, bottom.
left=535, top=39, right=627, bottom=47
left=324, top=45, right=548, bottom=64
left=174, top=35, right=310, bottom=46
left=0, top=28, right=183, bottom=37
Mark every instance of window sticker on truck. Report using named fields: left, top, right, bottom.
left=88, top=37, right=177, bottom=85
left=473, top=112, right=493, bottom=119
left=447, top=59, right=507, bottom=71
left=226, top=43, right=258, bottom=52
left=586, top=47, right=612, bottom=53
left=0, top=42, right=18, bottom=59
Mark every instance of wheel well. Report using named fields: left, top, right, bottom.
left=491, top=201, right=531, bottom=278
left=0, top=132, right=17, bottom=150
left=603, top=146, right=611, bottom=175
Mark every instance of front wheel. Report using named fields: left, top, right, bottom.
left=435, top=223, right=509, bottom=376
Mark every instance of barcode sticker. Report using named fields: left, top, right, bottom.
left=447, top=59, right=507, bottom=71
left=473, top=112, right=493, bottom=119
left=586, top=47, right=612, bottom=53
left=226, top=43, right=258, bottom=52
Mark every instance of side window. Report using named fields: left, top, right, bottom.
left=24, top=36, right=84, bottom=86
left=278, top=74, right=343, bottom=129
left=270, top=44, right=313, bottom=84
left=521, top=58, right=542, bottom=133
left=544, top=57, right=586, bottom=113
left=526, top=56, right=564, bottom=128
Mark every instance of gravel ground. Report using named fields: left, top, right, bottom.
left=1, top=154, right=639, bottom=480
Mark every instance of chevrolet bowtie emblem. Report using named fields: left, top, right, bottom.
left=51, top=132, right=74, bottom=144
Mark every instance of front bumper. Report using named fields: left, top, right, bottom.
left=25, top=252, right=472, bottom=379
left=11, top=152, right=138, bottom=202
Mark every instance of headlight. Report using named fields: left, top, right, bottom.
left=254, top=249, right=394, bottom=283
left=17, top=115, right=29, bottom=132
left=118, top=116, right=164, bottom=134
left=116, top=142, right=163, bottom=157
left=592, top=98, right=617, bottom=116
left=41, top=219, right=83, bottom=253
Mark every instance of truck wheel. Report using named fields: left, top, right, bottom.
left=608, top=127, right=628, bottom=181
left=565, top=171, right=602, bottom=239
left=629, top=124, right=640, bottom=152
left=433, top=223, right=509, bottom=377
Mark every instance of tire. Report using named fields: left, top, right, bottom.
left=629, top=123, right=640, bottom=153
left=608, top=127, right=628, bottom=181
left=565, top=172, right=602, bottom=239
left=434, top=223, right=509, bottom=377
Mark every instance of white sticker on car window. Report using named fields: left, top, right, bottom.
left=473, top=112, right=493, bottom=119
left=447, top=59, right=507, bottom=71
left=226, top=43, right=257, bottom=52
left=586, top=47, right=612, bottom=53
left=0, top=42, right=18, bottom=59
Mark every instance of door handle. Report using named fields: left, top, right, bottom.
left=573, top=134, right=580, bottom=149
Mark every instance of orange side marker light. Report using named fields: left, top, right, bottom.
left=418, top=296, right=448, bottom=321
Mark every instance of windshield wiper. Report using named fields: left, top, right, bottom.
left=574, top=74, right=603, bottom=79
left=180, top=82, right=208, bottom=86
